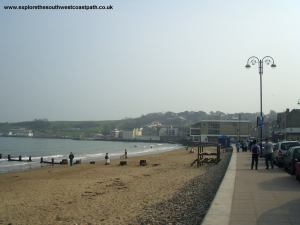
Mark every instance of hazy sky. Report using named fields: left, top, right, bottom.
left=1, top=0, right=300, bottom=122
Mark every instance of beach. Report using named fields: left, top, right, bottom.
left=0, top=147, right=230, bottom=225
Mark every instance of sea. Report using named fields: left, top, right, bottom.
left=0, top=137, right=181, bottom=173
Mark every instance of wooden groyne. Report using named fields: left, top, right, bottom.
left=0, top=154, right=70, bottom=165
left=40, top=157, right=68, bottom=165
left=5, top=154, right=33, bottom=162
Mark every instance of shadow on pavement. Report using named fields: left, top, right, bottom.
left=257, top=199, right=300, bottom=224
left=258, top=176, right=300, bottom=191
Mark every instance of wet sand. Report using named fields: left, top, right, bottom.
left=0, top=147, right=216, bottom=225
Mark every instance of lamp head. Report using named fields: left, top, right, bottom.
left=271, top=63, right=277, bottom=68
left=245, top=64, right=251, bottom=68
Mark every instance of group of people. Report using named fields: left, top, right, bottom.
left=248, top=138, right=274, bottom=170
left=105, top=149, right=128, bottom=165
left=68, top=149, right=128, bottom=166
left=235, top=141, right=248, bottom=152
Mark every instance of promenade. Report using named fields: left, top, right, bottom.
left=203, top=150, right=300, bottom=225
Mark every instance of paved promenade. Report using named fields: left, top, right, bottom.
left=203, top=150, right=300, bottom=225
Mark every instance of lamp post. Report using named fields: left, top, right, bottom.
left=245, top=56, right=276, bottom=148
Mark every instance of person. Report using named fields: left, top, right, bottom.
left=264, top=138, right=274, bottom=169
left=69, top=152, right=74, bottom=166
left=251, top=140, right=260, bottom=170
left=236, top=142, right=241, bottom=153
left=124, top=149, right=128, bottom=159
left=242, top=142, right=247, bottom=152
left=190, top=147, right=195, bottom=153
left=248, top=140, right=253, bottom=152
left=105, top=153, right=110, bottom=165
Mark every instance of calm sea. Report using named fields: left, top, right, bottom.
left=0, top=137, right=181, bottom=173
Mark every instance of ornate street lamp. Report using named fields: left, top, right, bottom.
left=245, top=56, right=276, bottom=148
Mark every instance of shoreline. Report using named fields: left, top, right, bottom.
left=0, top=144, right=182, bottom=174
left=0, top=136, right=182, bottom=174
left=0, top=147, right=225, bottom=225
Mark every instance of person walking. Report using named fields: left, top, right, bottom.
left=124, top=149, right=128, bottom=159
left=251, top=140, right=260, bottom=170
left=105, top=153, right=110, bottom=165
left=69, top=152, right=74, bottom=166
left=264, top=138, right=274, bottom=169
left=236, top=142, right=241, bottom=153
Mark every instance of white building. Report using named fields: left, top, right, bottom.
left=8, top=128, right=33, bottom=137
left=111, top=129, right=121, bottom=138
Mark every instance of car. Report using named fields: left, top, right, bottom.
left=282, top=146, right=300, bottom=174
left=295, top=162, right=300, bottom=181
left=273, top=141, right=300, bottom=167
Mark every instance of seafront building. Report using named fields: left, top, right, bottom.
left=190, top=120, right=251, bottom=143
left=8, top=128, right=34, bottom=137
left=274, top=108, right=300, bottom=141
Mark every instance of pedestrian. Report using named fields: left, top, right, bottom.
left=69, top=152, right=74, bottom=166
left=105, top=153, right=110, bottom=165
left=124, top=149, right=127, bottom=159
left=236, top=142, right=241, bottom=153
left=248, top=140, right=253, bottom=152
left=264, top=138, right=274, bottom=169
left=251, top=140, right=260, bottom=170
left=190, top=147, right=195, bottom=153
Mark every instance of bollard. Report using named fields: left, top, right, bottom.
left=19, top=155, right=22, bottom=161
left=8, top=154, right=11, bottom=161
left=40, top=157, right=43, bottom=163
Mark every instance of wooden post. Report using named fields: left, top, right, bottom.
left=29, top=156, right=32, bottom=162
left=19, top=155, right=22, bottom=161
left=40, top=157, right=43, bottom=163
left=51, top=158, right=54, bottom=164
left=0, top=153, right=2, bottom=159
left=8, top=154, right=11, bottom=161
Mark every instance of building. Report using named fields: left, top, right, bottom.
left=275, top=109, right=300, bottom=141
left=159, top=127, right=179, bottom=137
left=120, top=130, right=134, bottom=140
left=190, top=120, right=251, bottom=143
left=111, top=129, right=121, bottom=138
left=133, top=128, right=143, bottom=137
left=8, top=128, right=33, bottom=137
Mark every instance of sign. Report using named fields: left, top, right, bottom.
left=257, top=116, right=264, bottom=128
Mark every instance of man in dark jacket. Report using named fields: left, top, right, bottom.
left=251, top=140, right=260, bottom=170
left=69, top=152, right=74, bottom=166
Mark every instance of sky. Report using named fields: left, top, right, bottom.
left=1, top=0, right=300, bottom=122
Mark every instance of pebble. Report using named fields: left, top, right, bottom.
left=133, top=152, right=232, bottom=225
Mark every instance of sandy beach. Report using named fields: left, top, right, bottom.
left=0, top=147, right=224, bottom=225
